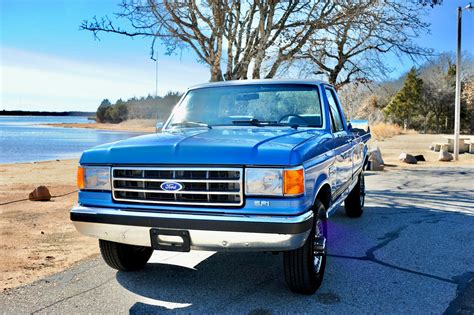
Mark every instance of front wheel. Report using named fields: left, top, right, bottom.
left=283, top=200, right=327, bottom=294
left=99, top=239, right=153, bottom=271
left=344, top=171, right=365, bottom=218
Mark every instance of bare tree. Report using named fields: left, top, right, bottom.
left=419, top=53, right=474, bottom=133
left=462, top=79, right=474, bottom=133
left=81, top=0, right=347, bottom=81
left=300, top=1, right=435, bottom=89
left=337, top=82, right=369, bottom=121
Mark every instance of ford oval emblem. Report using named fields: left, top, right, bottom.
left=160, top=181, right=183, bottom=192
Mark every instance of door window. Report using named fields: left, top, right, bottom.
left=325, top=88, right=344, bottom=132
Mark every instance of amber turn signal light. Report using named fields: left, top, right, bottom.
left=283, top=168, right=304, bottom=195
left=77, top=166, right=85, bottom=189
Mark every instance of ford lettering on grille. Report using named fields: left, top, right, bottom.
left=160, top=182, right=183, bottom=192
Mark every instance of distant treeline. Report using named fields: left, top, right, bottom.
left=1, top=110, right=95, bottom=117
left=96, top=92, right=182, bottom=123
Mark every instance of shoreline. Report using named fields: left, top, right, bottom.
left=0, top=158, right=78, bottom=166
left=44, top=120, right=156, bottom=133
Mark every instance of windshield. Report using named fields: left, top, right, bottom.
left=165, top=84, right=323, bottom=129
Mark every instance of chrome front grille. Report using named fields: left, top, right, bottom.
left=111, top=167, right=243, bottom=207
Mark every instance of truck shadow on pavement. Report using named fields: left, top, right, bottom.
left=115, top=168, right=474, bottom=313
left=118, top=252, right=287, bottom=314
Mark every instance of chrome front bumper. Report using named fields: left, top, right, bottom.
left=70, top=205, right=313, bottom=251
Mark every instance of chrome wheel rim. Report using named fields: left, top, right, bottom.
left=359, top=173, right=365, bottom=207
left=313, top=218, right=326, bottom=273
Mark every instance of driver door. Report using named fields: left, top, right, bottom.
left=325, top=87, right=352, bottom=200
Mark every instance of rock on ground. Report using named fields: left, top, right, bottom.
left=415, top=155, right=426, bottom=162
left=369, top=147, right=385, bottom=164
left=28, top=186, right=51, bottom=201
left=438, top=150, right=453, bottom=162
left=369, top=146, right=385, bottom=171
left=399, top=152, right=418, bottom=164
left=369, top=159, right=384, bottom=171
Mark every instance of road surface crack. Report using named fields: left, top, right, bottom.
left=329, top=226, right=456, bottom=284
left=31, top=276, right=114, bottom=314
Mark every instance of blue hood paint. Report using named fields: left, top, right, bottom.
left=80, top=127, right=333, bottom=166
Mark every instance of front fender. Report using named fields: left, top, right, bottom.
left=303, top=154, right=334, bottom=211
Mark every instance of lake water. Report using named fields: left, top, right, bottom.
left=0, top=116, right=141, bottom=164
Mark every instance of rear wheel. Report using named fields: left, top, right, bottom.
left=99, top=239, right=153, bottom=271
left=344, top=171, right=365, bottom=218
left=283, top=200, right=327, bottom=294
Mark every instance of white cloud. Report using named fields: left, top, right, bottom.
left=0, top=47, right=209, bottom=111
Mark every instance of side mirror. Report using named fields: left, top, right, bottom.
left=347, top=122, right=353, bottom=131
left=155, top=122, right=164, bottom=132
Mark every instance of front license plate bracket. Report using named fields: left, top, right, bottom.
left=150, top=228, right=191, bottom=252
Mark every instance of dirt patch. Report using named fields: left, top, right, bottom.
left=0, top=159, right=98, bottom=290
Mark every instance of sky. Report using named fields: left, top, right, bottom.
left=1, top=0, right=473, bottom=112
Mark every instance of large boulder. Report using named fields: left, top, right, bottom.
left=368, top=146, right=384, bottom=171
left=438, top=150, right=453, bottom=162
left=369, top=159, right=385, bottom=171
left=399, top=152, right=417, bottom=164
left=369, top=146, right=385, bottom=165
left=414, top=155, right=426, bottom=162
left=28, top=186, right=51, bottom=201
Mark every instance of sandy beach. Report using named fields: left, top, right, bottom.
left=0, top=159, right=98, bottom=290
left=46, top=119, right=157, bottom=133
left=1, top=132, right=473, bottom=291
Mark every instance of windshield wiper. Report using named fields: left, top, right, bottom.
left=171, top=121, right=212, bottom=129
left=232, top=118, right=283, bottom=127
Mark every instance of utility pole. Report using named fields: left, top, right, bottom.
left=454, top=3, right=473, bottom=161
left=454, top=6, right=462, bottom=161
left=155, top=53, right=159, bottom=97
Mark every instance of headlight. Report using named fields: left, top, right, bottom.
left=245, top=167, right=305, bottom=196
left=77, top=166, right=111, bottom=191
left=246, top=168, right=283, bottom=196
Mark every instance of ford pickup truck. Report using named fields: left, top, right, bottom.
left=71, top=79, right=370, bottom=294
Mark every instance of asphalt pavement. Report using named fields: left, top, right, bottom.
left=1, top=166, right=474, bottom=314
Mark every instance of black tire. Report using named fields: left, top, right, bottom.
left=344, top=171, right=365, bottom=218
left=283, top=200, right=327, bottom=294
left=99, top=239, right=153, bottom=271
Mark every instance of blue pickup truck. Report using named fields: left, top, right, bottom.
left=71, top=79, right=370, bottom=294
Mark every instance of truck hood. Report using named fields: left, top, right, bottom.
left=80, top=127, right=332, bottom=166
